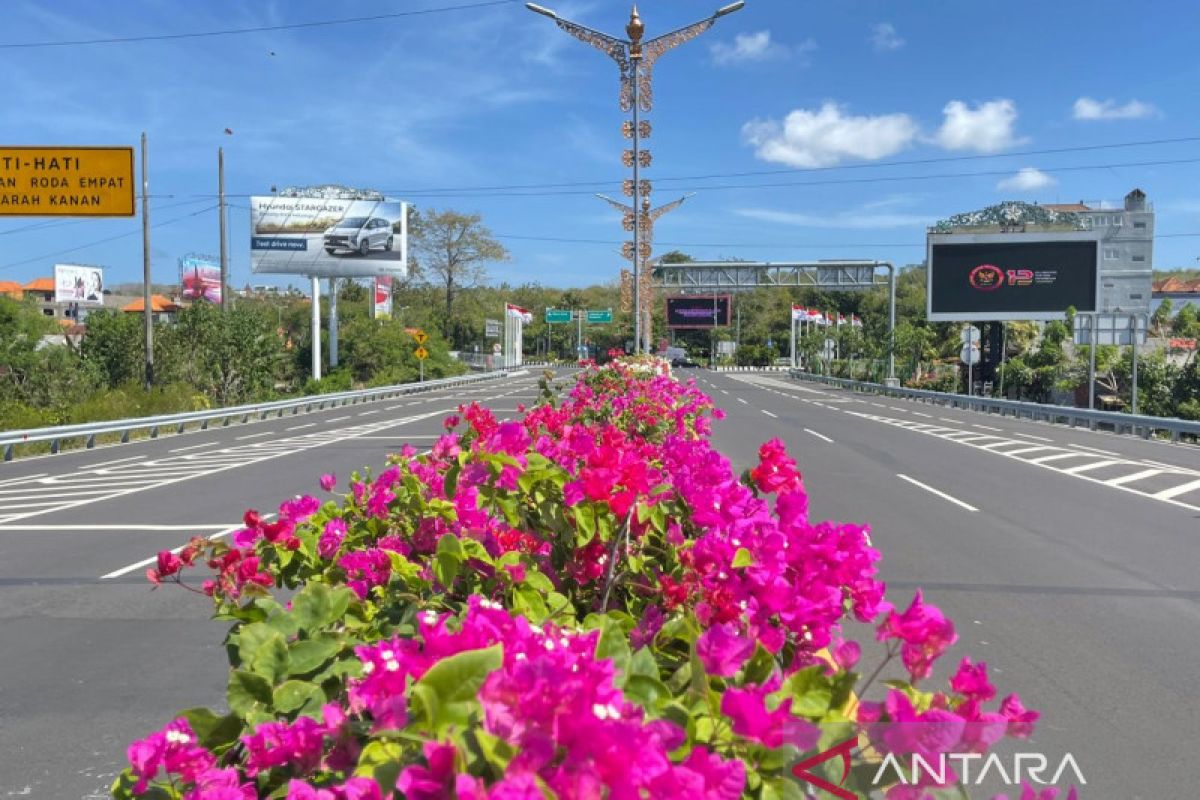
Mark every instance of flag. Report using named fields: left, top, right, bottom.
left=851, top=314, right=863, bottom=328
left=791, top=304, right=807, bottom=322
left=506, top=303, right=532, bottom=323
left=837, top=313, right=847, bottom=327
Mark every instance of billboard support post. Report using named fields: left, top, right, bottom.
left=886, top=262, right=897, bottom=386
left=1084, top=313, right=1096, bottom=410
left=328, top=278, right=339, bottom=369
left=218, top=147, right=228, bottom=312
left=311, top=276, right=322, bottom=382
left=140, top=132, right=154, bottom=390
left=1130, top=314, right=1138, bottom=416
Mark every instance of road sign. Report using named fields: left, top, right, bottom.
left=484, top=318, right=502, bottom=338
left=414, top=346, right=429, bottom=360
left=960, top=344, right=981, bottom=365
left=0, top=146, right=135, bottom=217
left=545, top=309, right=572, bottom=324
left=586, top=309, right=613, bottom=324
left=493, top=342, right=502, bottom=355
left=961, top=325, right=981, bottom=345
left=412, top=329, right=428, bottom=345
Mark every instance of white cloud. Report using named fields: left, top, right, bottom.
left=742, top=102, right=918, bottom=167
left=934, top=99, right=1024, bottom=152
left=871, top=22, right=905, bottom=51
left=710, top=30, right=796, bottom=65
left=997, top=168, right=1057, bottom=192
left=1072, top=96, right=1158, bottom=121
left=735, top=206, right=936, bottom=229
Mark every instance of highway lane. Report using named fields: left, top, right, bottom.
left=0, top=370, right=551, bottom=799
left=693, top=369, right=1199, bottom=798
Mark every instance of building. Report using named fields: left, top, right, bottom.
left=121, top=295, right=180, bottom=323
left=1151, top=276, right=1200, bottom=317
left=0, top=280, right=23, bottom=299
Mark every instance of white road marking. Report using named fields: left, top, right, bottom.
left=0, top=524, right=236, bottom=532
left=897, top=474, right=979, bottom=512
left=86, top=455, right=145, bottom=469
left=912, top=411, right=933, bottom=419
left=804, top=428, right=834, bottom=443
left=1105, top=469, right=1165, bottom=487
left=1028, top=452, right=1089, bottom=464
left=358, top=410, right=380, bottom=417
left=762, top=410, right=778, bottom=418
left=0, top=473, right=47, bottom=487
left=1071, top=444, right=1121, bottom=457
left=939, top=417, right=960, bottom=424
left=1154, top=478, right=1200, bottom=501
left=737, top=398, right=749, bottom=405
left=972, top=424, right=1003, bottom=432
left=1012, top=432, right=1054, bottom=443
left=1062, top=459, right=1126, bottom=474
left=169, top=442, right=220, bottom=454
left=100, top=516, right=277, bottom=580
left=997, top=445, right=1057, bottom=456
left=286, top=423, right=316, bottom=431
left=327, top=416, right=351, bottom=423
left=236, top=431, right=273, bottom=441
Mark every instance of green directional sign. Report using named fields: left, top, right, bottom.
left=545, top=309, right=572, bottom=323
left=586, top=309, right=613, bottom=324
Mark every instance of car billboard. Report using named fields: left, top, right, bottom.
left=179, top=254, right=222, bottom=304
left=927, top=232, right=1100, bottom=321
left=250, top=196, right=407, bottom=278
left=666, top=296, right=731, bottom=328
left=54, top=264, right=104, bottom=305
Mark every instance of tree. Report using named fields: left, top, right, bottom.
left=1151, top=299, right=1173, bottom=337
left=412, top=209, right=508, bottom=344
left=1172, top=304, right=1200, bottom=338
left=160, top=303, right=287, bottom=405
left=81, top=310, right=146, bottom=387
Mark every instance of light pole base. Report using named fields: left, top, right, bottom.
left=883, top=377, right=901, bottom=388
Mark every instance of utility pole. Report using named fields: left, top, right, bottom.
left=218, top=147, right=229, bottom=311
left=141, top=132, right=154, bottom=390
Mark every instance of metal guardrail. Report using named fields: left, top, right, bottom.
left=788, top=370, right=1200, bottom=443
left=1, top=371, right=511, bottom=462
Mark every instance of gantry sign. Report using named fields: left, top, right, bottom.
left=653, top=260, right=899, bottom=385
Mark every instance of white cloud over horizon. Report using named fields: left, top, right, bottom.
left=742, top=102, right=918, bottom=167
left=1073, top=96, right=1159, bottom=121
left=934, top=99, right=1024, bottom=152
left=711, top=30, right=808, bottom=65
left=997, top=167, right=1057, bottom=192
left=871, top=22, right=905, bottom=51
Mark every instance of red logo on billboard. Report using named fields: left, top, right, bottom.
left=1005, top=269, right=1034, bottom=286
left=968, top=264, right=1005, bottom=291
left=791, top=738, right=857, bottom=799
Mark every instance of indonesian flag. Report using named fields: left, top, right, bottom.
left=851, top=314, right=863, bottom=328
left=506, top=303, right=532, bottom=323
left=837, top=313, right=847, bottom=327
left=791, top=304, right=807, bottom=321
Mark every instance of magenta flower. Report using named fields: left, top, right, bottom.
left=950, top=657, right=996, bottom=702
left=319, top=473, right=337, bottom=491
left=696, top=623, right=754, bottom=677
left=396, top=741, right=458, bottom=800
left=318, top=518, right=348, bottom=560
left=720, top=681, right=819, bottom=749
left=832, top=640, right=861, bottom=671
left=876, top=590, right=958, bottom=682
left=999, top=693, right=1040, bottom=738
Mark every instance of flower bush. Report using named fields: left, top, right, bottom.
left=116, top=362, right=1068, bottom=799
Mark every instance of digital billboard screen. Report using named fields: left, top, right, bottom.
left=928, top=236, right=1099, bottom=321
left=666, top=296, right=731, bottom=329
left=179, top=255, right=222, bottom=304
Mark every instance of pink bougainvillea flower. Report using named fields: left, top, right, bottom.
left=319, top=473, right=337, bottom=491
left=696, top=623, right=754, bottom=677
left=998, top=693, right=1040, bottom=738
left=950, top=657, right=996, bottom=703
left=876, top=590, right=958, bottom=682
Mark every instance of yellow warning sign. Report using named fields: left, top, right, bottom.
left=412, top=329, right=429, bottom=345
left=0, top=146, right=135, bottom=217
left=414, top=346, right=429, bottom=360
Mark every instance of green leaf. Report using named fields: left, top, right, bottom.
left=289, top=638, right=341, bottom=676
left=273, top=680, right=325, bottom=715
left=291, top=582, right=352, bottom=632
left=410, top=644, right=503, bottom=734
left=522, top=567, right=554, bottom=593
left=629, top=647, right=658, bottom=679
left=575, top=504, right=596, bottom=545
left=623, top=674, right=671, bottom=710
left=434, top=534, right=464, bottom=587
left=355, top=740, right=404, bottom=793
left=731, top=547, right=755, bottom=568
left=595, top=619, right=632, bottom=683
left=512, top=584, right=548, bottom=623
left=444, top=462, right=461, bottom=498
left=233, top=621, right=276, bottom=668
left=249, top=633, right=289, bottom=684
left=785, top=665, right=833, bottom=719
left=227, top=669, right=272, bottom=717
left=742, top=644, right=777, bottom=685
left=178, top=707, right=242, bottom=752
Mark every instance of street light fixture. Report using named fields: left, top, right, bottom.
left=526, top=2, right=744, bottom=353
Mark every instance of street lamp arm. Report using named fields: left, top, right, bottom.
left=541, top=16, right=630, bottom=71
left=649, top=193, right=694, bottom=221
left=596, top=193, right=632, bottom=213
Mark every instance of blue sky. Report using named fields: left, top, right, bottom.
left=2, top=0, right=1199, bottom=291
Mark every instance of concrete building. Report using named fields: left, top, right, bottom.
left=1151, top=276, right=1200, bottom=317
left=1046, top=188, right=1154, bottom=344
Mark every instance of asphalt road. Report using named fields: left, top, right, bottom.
left=691, top=369, right=1200, bottom=799
left=3, top=366, right=1196, bottom=798
left=0, top=369, right=552, bottom=799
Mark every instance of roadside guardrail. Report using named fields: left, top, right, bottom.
left=1, top=371, right=511, bottom=462
left=788, top=370, right=1200, bottom=443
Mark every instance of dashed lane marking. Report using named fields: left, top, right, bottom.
left=804, top=428, right=834, bottom=443
left=897, top=474, right=979, bottom=512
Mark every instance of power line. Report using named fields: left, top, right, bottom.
left=0, top=198, right=213, bottom=238
left=490, top=231, right=1200, bottom=249
left=0, top=205, right=217, bottom=271
left=0, top=0, right=522, bottom=49
left=377, top=135, right=1200, bottom=195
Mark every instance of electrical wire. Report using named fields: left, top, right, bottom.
left=0, top=0, right=523, bottom=49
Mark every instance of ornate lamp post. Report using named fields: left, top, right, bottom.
left=526, top=2, right=744, bottom=353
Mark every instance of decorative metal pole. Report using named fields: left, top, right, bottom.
left=526, top=2, right=744, bottom=354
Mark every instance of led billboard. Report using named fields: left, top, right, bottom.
left=666, top=296, right=731, bottom=329
left=927, top=233, right=1100, bottom=321
left=180, top=254, right=222, bottom=303
left=250, top=196, right=407, bottom=278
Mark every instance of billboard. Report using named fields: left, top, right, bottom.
left=373, top=276, right=393, bottom=319
left=250, top=196, right=407, bottom=278
left=1, top=146, right=135, bottom=217
left=180, top=254, right=222, bottom=304
left=666, top=295, right=731, bottom=328
left=54, top=264, right=104, bottom=305
left=927, top=233, right=1100, bottom=321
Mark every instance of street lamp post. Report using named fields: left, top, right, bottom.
left=527, top=2, right=744, bottom=353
